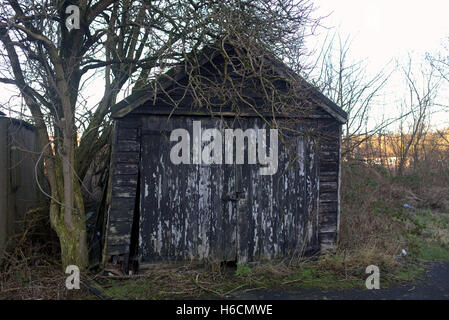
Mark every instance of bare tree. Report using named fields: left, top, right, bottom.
left=394, top=55, right=440, bottom=176
left=427, top=39, right=449, bottom=115
left=0, top=0, right=319, bottom=269
left=306, top=32, right=391, bottom=156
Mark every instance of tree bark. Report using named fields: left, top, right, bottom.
left=50, top=155, right=88, bottom=270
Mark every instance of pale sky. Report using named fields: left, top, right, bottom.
left=312, top=0, right=449, bottom=65
left=308, top=0, right=449, bottom=130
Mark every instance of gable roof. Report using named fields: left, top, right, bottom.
left=110, top=44, right=348, bottom=123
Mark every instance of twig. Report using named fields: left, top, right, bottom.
left=81, top=279, right=110, bottom=300
left=194, top=274, right=223, bottom=297
left=223, top=284, right=246, bottom=296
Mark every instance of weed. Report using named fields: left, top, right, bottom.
left=235, top=263, right=251, bottom=277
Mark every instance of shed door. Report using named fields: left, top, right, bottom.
left=138, top=116, right=319, bottom=262
left=139, top=116, right=238, bottom=262
left=234, top=117, right=319, bottom=262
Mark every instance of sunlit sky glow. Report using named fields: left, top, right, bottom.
left=313, top=0, right=449, bottom=63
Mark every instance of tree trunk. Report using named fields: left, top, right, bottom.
left=49, top=152, right=89, bottom=270
left=51, top=203, right=88, bottom=269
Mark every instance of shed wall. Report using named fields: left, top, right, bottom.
left=317, top=120, right=342, bottom=251
left=105, top=116, right=141, bottom=256
left=105, top=114, right=341, bottom=263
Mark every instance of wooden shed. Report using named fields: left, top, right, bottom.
left=0, top=114, right=44, bottom=263
left=104, top=44, right=347, bottom=270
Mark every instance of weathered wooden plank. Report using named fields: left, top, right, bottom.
left=320, top=192, right=338, bottom=202
left=222, top=152, right=237, bottom=261
left=319, top=201, right=338, bottom=214
left=320, top=181, right=338, bottom=192
left=320, top=162, right=338, bottom=172
left=109, top=208, right=135, bottom=221
left=320, top=151, right=339, bottom=162
left=318, top=174, right=338, bottom=182
left=108, top=220, right=133, bottom=235
left=106, top=244, right=129, bottom=255
left=115, top=140, right=140, bottom=152
left=117, top=128, right=139, bottom=140
left=110, top=198, right=135, bottom=211
left=113, top=174, right=139, bottom=186
left=114, top=163, right=139, bottom=175
left=318, top=145, right=339, bottom=154
left=116, top=116, right=142, bottom=129
left=115, top=152, right=140, bottom=164
left=318, top=231, right=337, bottom=244
left=107, top=234, right=131, bottom=246
left=112, top=185, right=138, bottom=198
left=319, top=211, right=338, bottom=226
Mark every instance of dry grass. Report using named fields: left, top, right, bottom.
left=0, top=252, right=92, bottom=300
left=0, top=207, right=92, bottom=300
left=338, top=162, right=409, bottom=268
left=337, top=157, right=449, bottom=271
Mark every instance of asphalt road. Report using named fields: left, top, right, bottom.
left=231, top=262, right=449, bottom=300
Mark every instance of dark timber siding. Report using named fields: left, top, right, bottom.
left=317, top=119, right=341, bottom=251
left=105, top=116, right=141, bottom=256
left=137, top=115, right=320, bottom=262
left=105, top=112, right=340, bottom=263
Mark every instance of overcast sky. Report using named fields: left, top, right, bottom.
left=307, top=0, right=449, bottom=130
left=312, top=0, right=449, bottom=66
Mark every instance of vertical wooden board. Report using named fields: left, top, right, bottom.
left=304, top=129, right=320, bottom=252
left=171, top=116, right=189, bottom=259
left=249, top=166, right=273, bottom=260
left=238, top=117, right=257, bottom=260
left=139, top=116, right=228, bottom=262
left=205, top=118, right=225, bottom=260
left=158, top=123, right=173, bottom=258
left=221, top=154, right=237, bottom=261
left=279, top=132, right=299, bottom=257
left=219, top=117, right=237, bottom=261
left=197, top=121, right=212, bottom=259
left=277, top=138, right=292, bottom=257
left=295, top=132, right=307, bottom=255
left=184, top=155, right=199, bottom=260
left=236, top=164, right=249, bottom=263
left=139, top=129, right=161, bottom=260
